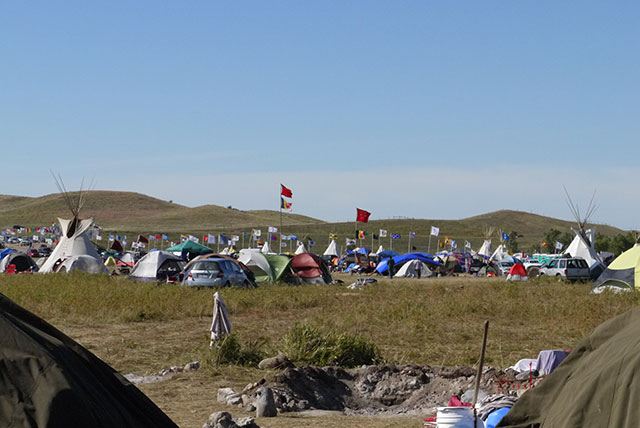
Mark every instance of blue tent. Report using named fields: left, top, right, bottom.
left=375, top=252, right=440, bottom=274
left=346, top=248, right=370, bottom=255
left=0, top=248, right=14, bottom=260
left=377, top=250, right=399, bottom=259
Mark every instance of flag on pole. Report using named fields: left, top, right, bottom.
left=391, top=233, right=401, bottom=239
left=346, top=238, right=357, bottom=245
left=218, top=234, right=230, bottom=245
left=180, top=234, right=188, bottom=242
left=280, top=197, right=293, bottom=211
left=502, top=232, right=510, bottom=241
left=358, top=230, right=366, bottom=239
left=329, top=233, right=338, bottom=240
left=451, top=240, right=457, bottom=248
left=356, top=208, right=371, bottom=223
left=252, top=229, right=261, bottom=237
left=268, top=226, right=278, bottom=233
left=465, top=240, right=472, bottom=248
left=207, top=233, right=216, bottom=244
left=280, top=184, right=293, bottom=198
left=430, top=226, right=440, bottom=236
left=162, top=234, right=168, bottom=241
left=379, top=229, right=388, bottom=238
left=409, top=232, right=416, bottom=239
left=555, top=241, right=564, bottom=250
left=308, top=240, right=315, bottom=247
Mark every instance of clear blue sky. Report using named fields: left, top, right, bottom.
left=2, top=2, right=639, bottom=228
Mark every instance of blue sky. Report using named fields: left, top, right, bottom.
left=2, top=2, right=639, bottom=228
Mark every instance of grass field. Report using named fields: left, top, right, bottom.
left=1, top=272, right=638, bottom=427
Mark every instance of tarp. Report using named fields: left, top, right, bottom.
left=375, top=252, right=440, bottom=275
left=377, top=250, right=399, bottom=259
left=592, top=246, right=640, bottom=292
left=165, top=240, right=213, bottom=256
left=0, top=293, right=178, bottom=428
left=498, top=306, right=640, bottom=428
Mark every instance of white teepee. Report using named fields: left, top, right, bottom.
left=261, top=241, right=272, bottom=254
left=375, top=245, right=385, bottom=255
left=39, top=176, right=106, bottom=273
left=563, top=188, right=603, bottom=272
left=323, top=240, right=340, bottom=257
left=295, top=242, right=308, bottom=255
left=477, top=226, right=494, bottom=258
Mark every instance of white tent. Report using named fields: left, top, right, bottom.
left=237, top=249, right=274, bottom=282
left=478, top=240, right=492, bottom=258
left=39, top=217, right=105, bottom=273
left=375, top=245, right=385, bottom=255
left=323, top=240, right=340, bottom=257
left=56, top=254, right=108, bottom=274
left=565, top=227, right=603, bottom=270
left=394, top=260, right=432, bottom=278
left=491, top=244, right=508, bottom=262
left=261, top=241, right=272, bottom=254
left=128, top=250, right=184, bottom=281
left=295, top=242, right=307, bottom=255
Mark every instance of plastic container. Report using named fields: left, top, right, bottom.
left=436, top=407, right=484, bottom=428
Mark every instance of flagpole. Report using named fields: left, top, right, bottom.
left=408, top=236, right=411, bottom=253
left=428, top=234, right=432, bottom=254
left=390, top=234, right=392, bottom=251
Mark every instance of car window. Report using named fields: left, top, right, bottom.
left=193, top=261, right=219, bottom=271
left=548, top=260, right=558, bottom=268
left=559, top=260, right=566, bottom=268
left=569, top=259, right=588, bottom=268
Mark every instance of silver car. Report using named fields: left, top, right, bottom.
left=182, top=258, right=249, bottom=288
left=539, top=257, right=590, bottom=281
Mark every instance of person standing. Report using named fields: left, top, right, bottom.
left=387, top=257, right=395, bottom=279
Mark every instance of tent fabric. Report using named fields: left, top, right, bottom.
left=165, top=240, right=213, bottom=255
left=394, top=260, right=432, bottom=278
left=0, top=293, right=178, bottom=428
left=237, top=249, right=274, bottom=283
left=323, top=240, right=340, bottom=257
left=291, top=253, right=332, bottom=284
left=375, top=252, right=440, bottom=275
left=261, top=241, right=272, bottom=254
left=39, top=217, right=103, bottom=273
left=375, top=245, right=385, bottom=255
left=264, top=254, right=293, bottom=282
left=491, top=244, right=508, bottom=262
left=506, top=263, right=528, bottom=281
left=128, top=251, right=183, bottom=281
left=377, top=250, right=399, bottom=259
left=0, top=250, right=39, bottom=273
left=295, top=242, right=308, bottom=255
left=478, top=240, right=492, bottom=258
left=56, top=255, right=108, bottom=274
left=592, top=246, right=640, bottom=292
left=498, top=306, right=640, bottom=428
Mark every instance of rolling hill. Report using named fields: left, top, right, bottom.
left=0, top=191, right=627, bottom=252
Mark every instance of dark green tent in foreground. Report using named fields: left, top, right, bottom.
left=0, top=293, right=178, bottom=428
left=498, top=306, right=640, bottom=428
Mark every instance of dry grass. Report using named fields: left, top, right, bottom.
left=1, top=272, right=638, bottom=427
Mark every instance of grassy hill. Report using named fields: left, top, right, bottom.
left=0, top=192, right=626, bottom=252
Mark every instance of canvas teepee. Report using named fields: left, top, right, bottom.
left=39, top=176, right=106, bottom=274
left=324, top=240, right=340, bottom=257
left=563, top=188, right=603, bottom=277
left=477, top=226, right=494, bottom=258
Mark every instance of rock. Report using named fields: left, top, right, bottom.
left=255, top=387, right=277, bottom=417
left=236, top=417, right=260, bottom=427
left=258, top=353, right=294, bottom=370
left=242, top=379, right=265, bottom=395
left=217, top=388, right=240, bottom=404
left=228, top=396, right=242, bottom=406
left=244, top=403, right=256, bottom=412
left=202, top=411, right=238, bottom=428
left=184, top=361, right=201, bottom=371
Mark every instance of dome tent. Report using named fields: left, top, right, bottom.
left=592, top=246, right=640, bottom=293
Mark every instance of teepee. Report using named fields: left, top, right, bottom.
left=295, top=242, right=308, bottom=255
left=324, top=240, right=340, bottom=257
left=477, top=226, right=494, bottom=258
left=39, top=176, right=106, bottom=274
left=260, top=241, right=272, bottom=254
left=563, top=188, right=603, bottom=276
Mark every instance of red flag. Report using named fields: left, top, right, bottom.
left=281, top=184, right=293, bottom=198
left=137, top=234, right=149, bottom=243
left=155, top=234, right=161, bottom=240
left=356, top=208, right=371, bottom=223
left=203, top=235, right=208, bottom=242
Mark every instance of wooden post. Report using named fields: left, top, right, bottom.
left=472, top=320, right=490, bottom=408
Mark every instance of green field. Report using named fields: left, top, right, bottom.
left=0, top=272, right=637, bottom=427
left=0, top=191, right=626, bottom=252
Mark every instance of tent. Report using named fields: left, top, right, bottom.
left=498, top=305, right=640, bottom=428
left=237, top=249, right=274, bottom=283
left=375, top=245, right=385, bottom=255
left=56, top=255, right=108, bottom=274
left=128, top=251, right=184, bottom=282
left=39, top=218, right=103, bottom=273
left=506, top=263, right=528, bottom=281
left=478, top=240, right=492, bottom=258
left=490, top=244, right=508, bottom=262
left=592, top=246, right=640, bottom=293
left=375, top=252, right=441, bottom=275
left=0, top=293, right=178, bottom=428
left=165, top=240, right=213, bottom=257
left=291, top=253, right=332, bottom=284
left=264, top=254, right=294, bottom=282
left=394, top=259, right=432, bottom=278
left=564, top=227, right=604, bottom=277
left=323, top=240, right=340, bottom=257
left=0, top=250, right=39, bottom=272
left=295, top=242, right=308, bottom=255
left=261, top=241, right=273, bottom=254
left=120, top=252, right=137, bottom=266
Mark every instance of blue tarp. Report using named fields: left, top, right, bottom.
left=375, top=252, right=440, bottom=274
left=346, top=248, right=370, bottom=255
left=377, top=250, right=399, bottom=259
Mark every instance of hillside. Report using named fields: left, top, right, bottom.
left=0, top=192, right=626, bottom=252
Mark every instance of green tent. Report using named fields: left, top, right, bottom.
left=592, top=246, right=640, bottom=292
left=264, top=254, right=294, bottom=282
left=165, top=240, right=213, bottom=255
left=0, top=293, right=178, bottom=428
left=498, top=306, right=640, bottom=428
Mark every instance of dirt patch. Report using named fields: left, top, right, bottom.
left=244, top=364, right=521, bottom=416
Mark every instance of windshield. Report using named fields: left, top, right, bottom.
left=192, top=261, right=220, bottom=271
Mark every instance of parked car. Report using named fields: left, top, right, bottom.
left=7, top=237, right=20, bottom=244
left=539, top=257, right=590, bottom=281
left=38, top=247, right=52, bottom=257
left=496, top=261, right=514, bottom=276
left=182, top=258, right=250, bottom=288
left=27, top=248, right=40, bottom=258
left=523, top=258, right=543, bottom=269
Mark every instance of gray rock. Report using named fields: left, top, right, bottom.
left=258, top=353, right=293, bottom=370
left=184, top=361, right=201, bottom=371
left=242, top=379, right=265, bottom=394
left=236, top=417, right=260, bottom=428
left=203, top=411, right=238, bottom=428
left=244, top=403, right=256, bottom=412
left=255, top=387, right=277, bottom=417
left=217, top=387, right=239, bottom=404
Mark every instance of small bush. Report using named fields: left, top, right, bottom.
left=283, top=323, right=382, bottom=367
left=208, top=334, right=267, bottom=367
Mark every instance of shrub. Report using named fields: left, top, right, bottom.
left=208, top=334, right=267, bottom=367
left=283, top=323, right=382, bottom=367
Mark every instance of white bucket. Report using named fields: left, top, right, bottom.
left=436, top=407, right=484, bottom=428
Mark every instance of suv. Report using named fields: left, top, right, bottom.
left=540, top=257, right=590, bottom=281
left=182, top=258, right=249, bottom=288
